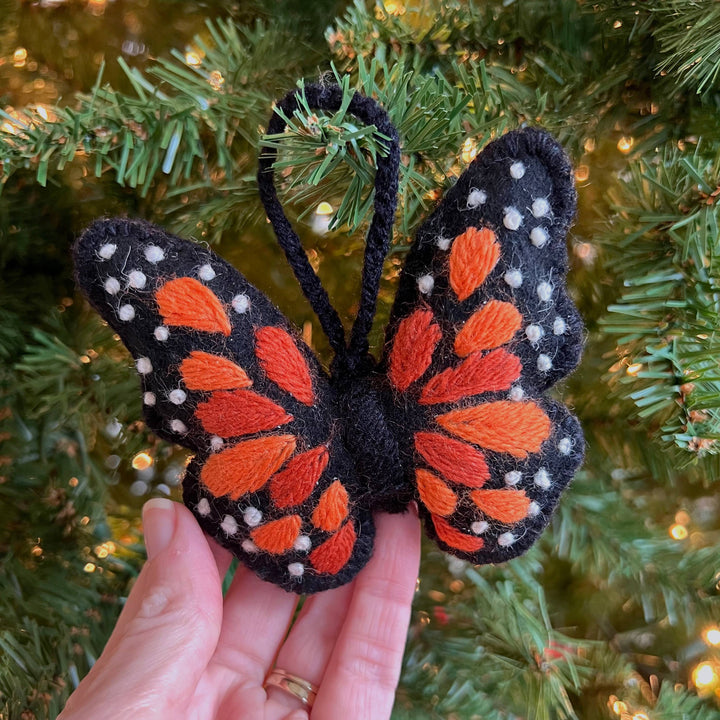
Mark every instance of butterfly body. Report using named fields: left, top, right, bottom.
left=74, top=86, right=584, bottom=594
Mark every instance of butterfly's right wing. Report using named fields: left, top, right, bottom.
left=74, top=219, right=374, bottom=593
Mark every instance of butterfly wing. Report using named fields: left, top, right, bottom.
left=382, top=127, right=584, bottom=563
left=74, top=219, right=373, bottom=593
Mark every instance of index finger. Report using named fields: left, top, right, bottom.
left=312, top=509, right=421, bottom=720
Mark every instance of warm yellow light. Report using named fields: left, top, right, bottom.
left=692, top=662, right=717, bottom=688
left=461, top=138, right=478, bottom=164
left=316, top=201, right=334, bottom=216
left=574, top=164, right=590, bottom=182
left=617, top=136, right=634, bottom=154
left=384, top=1, right=405, bottom=15
left=132, top=452, right=153, bottom=470
left=69, top=477, right=79, bottom=487
left=584, top=137, right=596, bottom=153
left=626, top=363, right=642, bottom=376
left=84, top=562, right=96, bottom=573
left=1, top=121, right=16, bottom=135
left=208, top=70, right=225, bottom=90
left=669, top=523, right=688, bottom=540
left=95, top=545, right=109, bottom=559
left=87, top=0, right=107, bottom=15
left=13, top=47, right=27, bottom=67
left=612, top=700, right=627, bottom=715
left=632, top=713, right=648, bottom=720
left=185, top=51, right=202, bottom=66
left=613, top=20, right=623, bottom=29
left=703, top=627, right=720, bottom=646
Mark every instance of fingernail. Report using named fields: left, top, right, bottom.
left=142, top=498, right=177, bottom=560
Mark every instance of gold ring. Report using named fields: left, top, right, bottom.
left=265, top=668, right=318, bottom=708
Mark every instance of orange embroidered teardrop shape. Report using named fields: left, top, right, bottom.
left=269, top=446, right=329, bottom=508
left=156, top=278, right=231, bottom=336
left=309, top=521, right=356, bottom=575
left=312, top=480, right=349, bottom=532
left=471, top=489, right=531, bottom=524
left=416, top=469, right=457, bottom=516
left=200, top=435, right=296, bottom=499
left=255, top=326, right=314, bottom=406
left=180, top=352, right=252, bottom=391
left=195, top=389, right=293, bottom=438
left=251, top=515, right=302, bottom=554
left=389, top=309, right=442, bottom=392
left=414, top=432, right=490, bottom=487
left=436, top=401, right=551, bottom=458
left=432, top=516, right=484, bottom=552
left=420, top=348, right=521, bottom=405
left=454, top=300, right=523, bottom=357
left=449, top=227, right=500, bottom=302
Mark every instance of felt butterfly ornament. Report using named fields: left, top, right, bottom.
left=74, top=84, right=584, bottom=594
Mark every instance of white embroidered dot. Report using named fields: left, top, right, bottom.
left=242, top=539, right=259, bottom=553
left=558, top=437, right=572, bottom=455
left=232, top=294, right=250, bottom=314
left=288, top=562, right=305, bottom=577
left=498, top=532, right=516, bottom=547
left=436, top=236, right=451, bottom=251
left=417, top=274, right=435, bottom=294
left=98, top=243, right=117, bottom=260
left=531, top=197, right=550, bottom=218
left=525, top=324, right=544, bottom=343
left=154, top=326, right=169, bottom=341
left=530, top=226, right=549, bottom=248
left=528, top=501, right=541, bottom=517
left=505, top=471, right=522, bottom=486
left=104, top=277, right=121, bottom=295
left=537, top=354, right=552, bottom=372
left=118, top=304, right=135, bottom=321
left=144, top=245, right=165, bottom=263
left=143, top=391, right=156, bottom=406
left=510, top=161, right=526, bottom=179
left=170, top=419, right=187, bottom=434
left=471, top=520, right=489, bottom=535
left=537, top=282, right=553, bottom=302
left=196, top=498, right=211, bottom=516
left=127, top=270, right=147, bottom=289
left=168, top=389, right=187, bottom=405
left=503, top=206, right=523, bottom=230
left=534, top=467, right=551, bottom=490
left=467, top=188, right=487, bottom=208
left=243, top=507, right=262, bottom=527
left=136, top=357, right=153, bottom=374
left=221, top=515, right=238, bottom=535
left=210, top=436, right=224, bottom=452
left=198, top=263, right=216, bottom=281
left=509, top=385, right=525, bottom=401
left=294, top=535, right=312, bottom=552
left=504, top=269, right=523, bottom=288
left=553, top=317, right=567, bottom=335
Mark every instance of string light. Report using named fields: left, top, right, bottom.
left=461, top=138, right=478, bottom=164
left=626, top=363, right=642, bottom=376
left=131, top=452, right=153, bottom=470
left=208, top=70, right=225, bottom=91
left=316, top=201, right=333, bottom=215
left=185, top=50, right=202, bottom=66
left=611, top=700, right=627, bottom=715
left=692, top=661, right=718, bottom=688
left=13, top=48, right=27, bottom=68
left=703, top=626, right=720, bottom=646
left=617, top=136, right=634, bottom=154
left=669, top=523, right=688, bottom=540
left=83, top=562, right=96, bottom=573
left=574, top=164, right=590, bottom=182
left=632, top=713, right=649, bottom=720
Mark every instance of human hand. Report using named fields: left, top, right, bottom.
left=58, top=498, right=421, bottom=720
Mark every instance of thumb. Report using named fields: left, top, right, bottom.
left=60, top=500, right=223, bottom=719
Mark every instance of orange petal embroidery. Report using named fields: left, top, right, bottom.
left=251, top=515, right=301, bottom=554
left=255, top=326, right=314, bottom=406
left=420, top=348, right=521, bottom=405
left=269, top=446, right=329, bottom=508
left=309, top=521, right=356, bottom=575
left=312, top=480, right=349, bottom=532
left=414, top=432, right=490, bottom=487
left=471, top=489, right=531, bottom=523
left=156, top=278, right=231, bottom=336
left=195, top=389, right=293, bottom=438
left=416, top=469, right=457, bottom=516
left=437, top=401, right=551, bottom=458
left=200, top=435, right=296, bottom=499
left=454, top=300, right=523, bottom=357
left=180, top=351, right=252, bottom=391
left=389, top=309, right=442, bottom=392
left=432, top=515, right=484, bottom=552
left=449, top=227, right=500, bottom=302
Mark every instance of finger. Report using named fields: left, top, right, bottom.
left=59, top=500, right=223, bottom=719
left=264, top=582, right=355, bottom=717
left=211, top=564, right=299, bottom=685
left=312, top=510, right=421, bottom=720
left=207, top=534, right=234, bottom=584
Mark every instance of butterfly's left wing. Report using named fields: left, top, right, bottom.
left=381, top=127, right=584, bottom=563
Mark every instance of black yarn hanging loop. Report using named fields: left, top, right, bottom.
left=257, top=83, right=400, bottom=377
